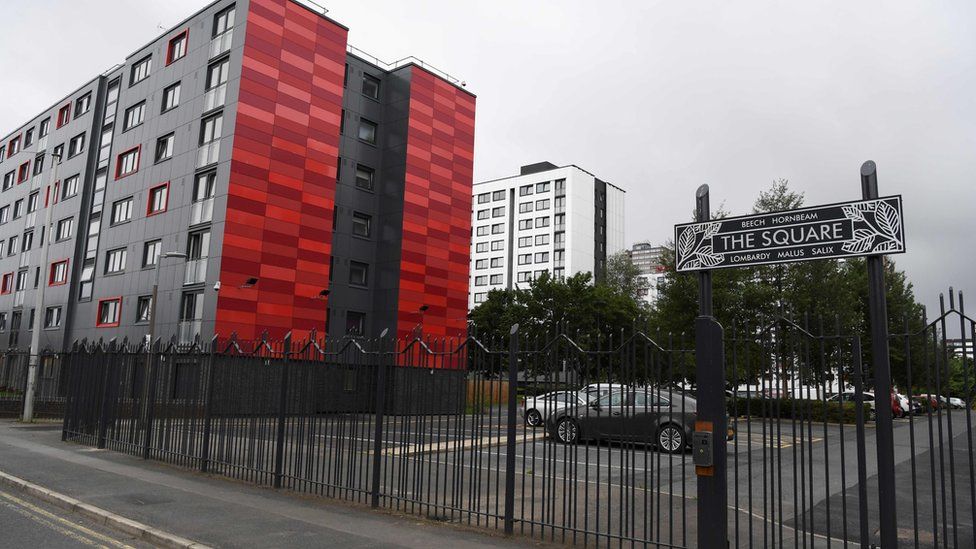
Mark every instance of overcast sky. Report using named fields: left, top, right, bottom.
left=1, top=1, right=973, bottom=315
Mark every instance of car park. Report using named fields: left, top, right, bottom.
left=546, top=388, right=698, bottom=453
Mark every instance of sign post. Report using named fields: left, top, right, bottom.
left=676, top=161, right=905, bottom=547
left=692, top=185, right=729, bottom=549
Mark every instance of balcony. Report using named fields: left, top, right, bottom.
left=203, top=84, right=227, bottom=112
left=210, top=31, right=233, bottom=58
left=18, top=252, right=30, bottom=269
left=184, top=258, right=208, bottom=285
left=189, top=198, right=214, bottom=226
left=178, top=320, right=203, bottom=345
left=197, top=142, right=220, bottom=168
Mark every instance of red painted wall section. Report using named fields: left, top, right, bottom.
left=396, top=67, right=476, bottom=339
left=215, top=0, right=347, bottom=341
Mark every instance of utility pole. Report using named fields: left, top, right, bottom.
left=23, top=152, right=61, bottom=422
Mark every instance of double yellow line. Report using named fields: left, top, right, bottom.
left=0, top=489, right=136, bottom=549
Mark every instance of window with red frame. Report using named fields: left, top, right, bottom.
left=57, top=104, right=71, bottom=128
left=0, top=272, right=12, bottom=294
left=49, top=260, right=69, bottom=286
left=7, top=136, right=20, bottom=157
left=115, top=147, right=140, bottom=179
left=166, top=30, right=188, bottom=65
left=96, top=297, right=122, bottom=327
left=147, top=183, right=169, bottom=216
left=17, top=162, right=30, bottom=183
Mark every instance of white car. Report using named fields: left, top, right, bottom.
left=949, top=397, right=967, bottom=409
left=521, top=391, right=588, bottom=427
left=827, top=391, right=877, bottom=419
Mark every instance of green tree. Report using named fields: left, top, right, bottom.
left=605, top=251, right=649, bottom=306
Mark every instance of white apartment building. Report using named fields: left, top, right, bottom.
left=629, top=242, right=667, bottom=306
left=468, top=162, right=625, bottom=309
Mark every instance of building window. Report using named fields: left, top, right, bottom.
left=534, top=269, right=548, bottom=279
left=0, top=312, right=6, bottom=331
left=345, top=311, right=366, bottom=336
left=18, top=162, right=30, bottom=183
left=213, top=4, right=236, bottom=37
left=53, top=144, right=63, bottom=160
left=162, top=82, right=181, bottom=113
left=490, top=257, right=503, bottom=268
left=492, top=206, right=505, bottom=218
left=491, top=223, right=504, bottom=235
left=1, top=272, right=12, bottom=294
left=477, top=193, right=490, bottom=204
left=490, top=274, right=503, bottom=285
left=21, top=230, right=34, bottom=252
left=476, top=209, right=489, bottom=221
left=474, top=276, right=487, bottom=286
left=13, top=199, right=23, bottom=219
left=518, top=254, right=531, bottom=265
left=2, top=171, right=13, bottom=191
left=33, top=155, right=44, bottom=176
left=115, top=147, right=140, bottom=179
left=474, top=293, right=487, bottom=304
left=180, top=291, right=204, bottom=323
left=62, top=174, right=79, bottom=199
left=96, top=297, right=122, bottom=327
left=75, top=93, right=92, bottom=117
left=475, top=242, right=488, bottom=253
left=519, top=184, right=533, bottom=197
left=57, top=104, right=71, bottom=128
left=136, top=296, right=153, bottom=324
left=535, top=234, right=550, bottom=246
left=362, top=74, right=380, bottom=100
left=49, top=260, right=69, bottom=286
left=130, top=55, right=152, bottom=86
left=519, top=202, right=533, bottom=214
left=155, top=133, right=175, bottom=163
left=349, top=261, right=369, bottom=287
left=493, top=190, right=505, bottom=201
left=518, top=236, right=532, bottom=248
left=355, top=164, right=374, bottom=190
left=534, top=252, right=550, bottom=263
left=517, top=272, right=531, bottom=283
left=166, top=30, right=189, bottom=64
left=0, top=206, right=8, bottom=224
left=536, top=199, right=550, bottom=210
left=110, top=197, right=133, bottom=225
left=44, top=306, right=62, bottom=329
left=475, top=259, right=487, bottom=269
left=352, top=212, right=371, bottom=237
left=491, top=240, right=504, bottom=251
left=200, top=113, right=223, bottom=145
left=123, top=101, right=146, bottom=131
left=67, top=133, right=86, bottom=158
left=143, top=240, right=161, bottom=268
left=24, top=128, right=35, bottom=147
left=536, top=217, right=550, bottom=228
left=206, top=58, right=230, bottom=91
left=105, top=248, right=127, bottom=274
left=7, top=236, right=17, bottom=255
left=476, top=226, right=488, bottom=237
left=55, top=218, right=73, bottom=241
left=518, top=219, right=532, bottom=230
left=0, top=145, right=5, bottom=159
left=15, top=269, right=27, bottom=291
left=555, top=179, right=566, bottom=194
left=358, top=119, right=377, bottom=144
left=39, top=118, right=50, bottom=138
left=147, top=183, right=169, bottom=215
left=536, top=182, right=550, bottom=193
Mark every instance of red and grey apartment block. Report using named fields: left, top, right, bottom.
left=0, top=0, right=475, bottom=351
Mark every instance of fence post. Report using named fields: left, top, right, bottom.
left=96, top=340, right=117, bottom=449
left=142, top=341, right=161, bottom=460
left=371, top=329, right=390, bottom=508
left=61, top=343, right=78, bottom=441
left=504, top=323, right=519, bottom=535
left=273, top=333, right=291, bottom=489
left=200, top=334, right=219, bottom=473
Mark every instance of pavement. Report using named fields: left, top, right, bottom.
left=0, top=420, right=553, bottom=548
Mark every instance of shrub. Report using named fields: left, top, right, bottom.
left=728, top=397, right=869, bottom=424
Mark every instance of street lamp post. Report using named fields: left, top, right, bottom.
left=22, top=152, right=61, bottom=422
left=147, top=251, right=187, bottom=348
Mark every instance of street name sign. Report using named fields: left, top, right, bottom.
left=674, top=196, right=905, bottom=272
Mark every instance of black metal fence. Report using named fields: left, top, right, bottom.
left=56, top=291, right=976, bottom=547
left=0, top=351, right=68, bottom=418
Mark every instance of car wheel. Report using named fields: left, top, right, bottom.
left=658, top=424, right=686, bottom=454
left=555, top=417, right=579, bottom=444
left=525, top=409, right=543, bottom=427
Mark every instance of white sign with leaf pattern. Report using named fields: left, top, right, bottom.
left=674, top=196, right=905, bottom=272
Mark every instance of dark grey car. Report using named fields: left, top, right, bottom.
left=546, top=389, right=698, bottom=453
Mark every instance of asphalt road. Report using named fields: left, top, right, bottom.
left=0, top=484, right=151, bottom=549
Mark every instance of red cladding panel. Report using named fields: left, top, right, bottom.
left=396, top=67, right=476, bottom=339
left=215, top=0, right=346, bottom=341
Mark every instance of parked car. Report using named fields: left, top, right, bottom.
left=520, top=390, right=588, bottom=427
left=827, top=391, right=876, bottom=419
left=913, top=395, right=940, bottom=411
left=892, top=392, right=912, bottom=418
left=546, top=388, right=698, bottom=454
left=948, top=397, right=967, bottom=409
left=579, top=383, right=630, bottom=403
